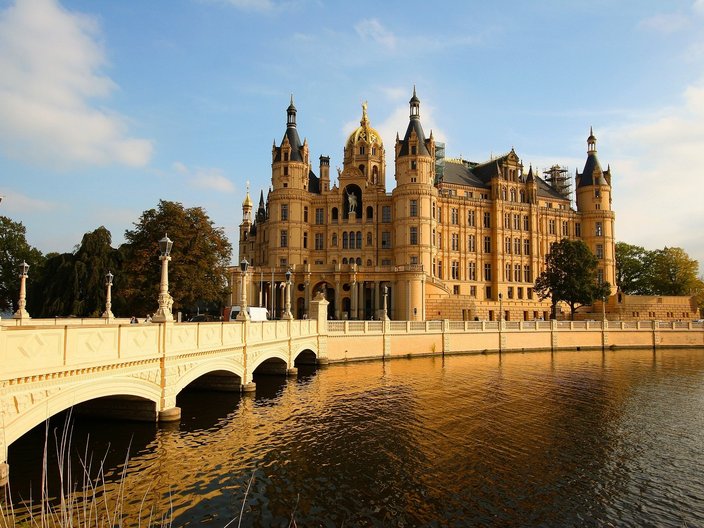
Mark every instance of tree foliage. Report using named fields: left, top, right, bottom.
left=616, top=242, right=702, bottom=297
left=28, top=227, right=123, bottom=317
left=0, top=216, right=44, bottom=313
left=120, top=200, right=232, bottom=317
left=534, top=239, right=611, bottom=320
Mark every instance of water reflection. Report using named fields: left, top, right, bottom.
left=7, top=349, right=704, bottom=527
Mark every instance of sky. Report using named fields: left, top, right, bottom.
left=0, top=0, right=703, bottom=270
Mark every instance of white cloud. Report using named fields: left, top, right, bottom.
left=172, top=162, right=235, bottom=192
left=0, top=188, right=59, bottom=214
left=638, top=12, right=689, bottom=33
left=694, top=0, right=704, bottom=15
left=0, top=0, right=152, bottom=168
left=203, top=0, right=276, bottom=12
left=604, top=79, right=704, bottom=266
left=354, top=19, right=397, bottom=51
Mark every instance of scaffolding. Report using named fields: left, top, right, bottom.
left=543, top=165, right=572, bottom=202
left=435, top=142, right=445, bottom=184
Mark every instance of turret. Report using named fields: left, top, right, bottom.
left=394, top=87, right=435, bottom=186
left=271, top=95, right=310, bottom=191
left=575, top=128, right=615, bottom=291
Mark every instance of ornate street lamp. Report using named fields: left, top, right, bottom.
left=498, top=292, right=503, bottom=323
left=13, top=261, right=30, bottom=320
left=237, top=258, right=250, bottom=320
left=282, top=268, right=293, bottom=319
left=152, top=234, right=174, bottom=322
left=102, top=270, right=115, bottom=320
left=382, top=284, right=389, bottom=321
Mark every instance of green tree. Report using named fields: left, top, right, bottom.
left=534, top=239, right=611, bottom=320
left=649, top=247, right=701, bottom=296
left=28, top=227, right=123, bottom=317
left=0, top=216, right=44, bottom=313
left=121, top=200, right=232, bottom=317
left=615, top=242, right=653, bottom=294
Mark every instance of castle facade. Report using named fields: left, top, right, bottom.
left=236, top=90, right=616, bottom=321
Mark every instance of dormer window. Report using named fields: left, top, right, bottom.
left=411, top=145, right=417, bottom=155
left=284, top=152, right=289, bottom=161
left=360, top=146, right=365, bottom=155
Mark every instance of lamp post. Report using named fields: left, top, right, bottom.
left=282, top=269, right=293, bottom=319
left=102, top=270, right=115, bottom=320
left=382, top=284, right=389, bottom=320
left=152, top=234, right=174, bottom=322
left=498, top=292, right=503, bottom=324
left=237, top=258, right=250, bottom=320
left=13, top=261, right=30, bottom=320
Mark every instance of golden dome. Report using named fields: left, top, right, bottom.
left=242, top=182, right=253, bottom=208
left=346, top=101, right=382, bottom=148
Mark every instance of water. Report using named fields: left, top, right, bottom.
left=7, top=349, right=704, bottom=527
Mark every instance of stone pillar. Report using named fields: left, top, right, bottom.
left=351, top=280, right=358, bottom=320
left=304, top=278, right=311, bottom=318
left=158, top=322, right=180, bottom=421
left=309, top=292, right=330, bottom=365
left=335, top=280, right=341, bottom=320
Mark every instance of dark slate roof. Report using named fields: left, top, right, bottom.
left=536, top=177, right=569, bottom=200
left=577, top=152, right=607, bottom=187
left=274, top=126, right=304, bottom=162
left=470, top=154, right=509, bottom=183
left=442, top=161, right=489, bottom=188
left=398, top=118, right=430, bottom=156
left=308, top=170, right=320, bottom=194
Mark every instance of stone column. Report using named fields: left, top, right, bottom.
left=309, top=292, right=330, bottom=365
left=351, top=280, right=358, bottom=320
left=304, top=278, right=311, bottom=317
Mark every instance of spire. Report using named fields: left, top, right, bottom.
left=361, top=100, right=369, bottom=126
left=409, top=85, right=420, bottom=119
left=287, top=94, right=297, bottom=128
left=587, top=126, right=596, bottom=153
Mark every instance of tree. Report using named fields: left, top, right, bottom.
left=615, top=242, right=653, bottom=294
left=534, top=239, right=611, bottom=320
left=649, top=247, right=701, bottom=297
left=120, top=200, right=232, bottom=317
left=0, top=216, right=44, bottom=313
left=29, top=227, right=123, bottom=317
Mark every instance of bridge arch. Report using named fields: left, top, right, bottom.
left=173, top=359, right=246, bottom=395
left=250, top=347, right=290, bottom=373
left=5, top=377, right=161, bottom=449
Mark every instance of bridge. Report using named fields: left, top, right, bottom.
left=1, top=289, right=703, bottom=485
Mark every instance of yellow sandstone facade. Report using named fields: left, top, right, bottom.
left=237, top=90, right=618, bottom=321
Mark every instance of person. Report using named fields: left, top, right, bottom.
left=145, top=314, right=152, bottom=323
left=347, top=191, right=357, bottom=214
left=130, top=316, right=138, bottom=324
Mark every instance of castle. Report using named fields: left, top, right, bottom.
left=236, top=90, right=617, bottom=321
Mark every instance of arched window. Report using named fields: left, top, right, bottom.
left=366, top=259, right=372, bottom=266
left=520, top=190, right=526, bottom=203
left=366, top=206, right=373, bottom=220
left=359, top=164, right=365, bottom=175
left=348, top=231, right=354, bottom=248
left=342, top=257, right=348, bottom=264
left=366, top=232, right=372, bottom=246
left=332, top=208, right=339, bottom=221
left=510, top=189, right=516, bottom=202
left=372, top=166, right=379, bottom=184
left=502, top=187, right=507, bottom=200
left=356, top=231, right=362, bottom=249
left=356, top=257, right=362, bottom=266
left=342, top=232, right=349, bottom=249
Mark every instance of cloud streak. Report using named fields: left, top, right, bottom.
left=173, top=162, right=235, bottom=192
left=0, top=0, right=152, bottom=168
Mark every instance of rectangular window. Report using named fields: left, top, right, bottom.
left=468, top=210, right=476, bottom=226
left=483, top=211, right=491, bottom=228
left=524, top=265, right=531, bottom=283
left=453, top=285, right=460, bottom=295
left=528, top=287, right=533, bottom=300
left=303, top=207, right=309, bottom=223
left=562, top=221, right=569, bottom=236
left=382, top=206, right=392, bottom=223
left=281, top=204, right=289, bottom=221
left=382, top=231, right=391, bottom=249
left=514, top=214, right=520, bottom=230
left=315, top=233, right=324, bottom=250
left=451, top=261, right=459, bottom=279
left=523, top=215, right=529, bottom=230
left=515, top=264, right=521, bottom=282
left=508, top=287, right=514, bottom=299
left=303, top=232, right=308, bottom=249
left=315, top=208, right=324, bottom=224
left=598, top=269, right=604, bottom=283
left=382, top=258, right=392, bottom=266
left=504, top=213, right=510, bottom=228
left=484, top=263, right=492, bottom=281
left=470, top=285, right=477, bottom=297
left=484, top=236, right=491, bottom=253
left=505, top=237, right=511, bottom=254
left=410, top=226, right=418, bottom=245
left=437, top=231, right=443, bottom=250
left=280, top=230, right=288, bottom=247
left=410, top=255, right=418, bottom=265
left=549, top=219, right=556, bottom=235
left=410, top=199, right=418, bottom=217
left=451, top=208, right=458, bottom=225
left=514, top=238, right=521, bottom=255
left=596, top=222, right=603, bottom=237
left=452, top=233, right=459, bottom=251
left=468, top=235, right=476, bottom=252
left=506, top=263, right=511, bottom=281
left=575, top=223, right=581, bottom=237
left=596, top=244, right=604, bottom=259
left=518, top=287, right=524, bottom=299
left=524, top=239, right=530, bottom=255
left=486, top=286, right=492, bottom=300
left=437, top=260, right=443, bottom=279
left=468, top=262, right=476, bottom=281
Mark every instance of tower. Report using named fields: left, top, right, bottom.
left=576, top=128, right=616, bottom=292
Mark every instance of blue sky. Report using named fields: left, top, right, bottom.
left=1, top=0, right=703, bottom=269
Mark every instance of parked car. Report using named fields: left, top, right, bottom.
left=187, top=314, right=219, bottom=322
